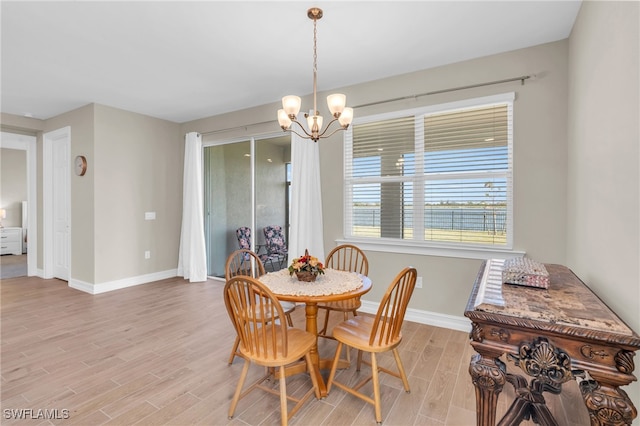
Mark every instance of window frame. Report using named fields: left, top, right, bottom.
left=341, top=92, right=524, bottom=260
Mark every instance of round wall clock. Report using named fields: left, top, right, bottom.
left=74, top=155, right=87, bottom=176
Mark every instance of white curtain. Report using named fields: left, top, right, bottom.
left=288, top=133, right=325, bottom=264
left=177, top=132, right=207, bottom=282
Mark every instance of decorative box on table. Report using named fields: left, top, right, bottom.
left=502, top=257, right=550, bottom=289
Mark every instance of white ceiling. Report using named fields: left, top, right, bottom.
left=1, top=1, right=582, bottom=124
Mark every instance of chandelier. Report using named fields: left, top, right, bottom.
left=277, top=7, right=353, bottom=142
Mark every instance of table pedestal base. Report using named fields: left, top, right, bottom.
left=280, top=303, right=353, bottom=397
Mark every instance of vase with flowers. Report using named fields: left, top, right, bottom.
left=288, top=249, right=325, bottom=282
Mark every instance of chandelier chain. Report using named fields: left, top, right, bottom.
left=312, top=16, right=318, bottom=116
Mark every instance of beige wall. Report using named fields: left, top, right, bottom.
left=92, top=104, right=182, bottom=284
left=568, top=0, right=639, bottom=334
left=0, top=113, right=44, bottom=134
left=567, top=0, right=639, bottom=405
left=0, top=148, right=27, bottom=227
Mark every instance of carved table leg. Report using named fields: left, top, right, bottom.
left=578, top=376, right=637, bottom=426
left=497, top=396, right=558, bottom=426
left=498, top=375, right=560, bottom=426
left=469, top=351, right=507, bottom=426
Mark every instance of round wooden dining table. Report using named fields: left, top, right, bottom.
left=259, top=268, right=372, bottom=397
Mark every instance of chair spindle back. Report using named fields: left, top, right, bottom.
left=369, top=267, right=417, bottom=347
left=226, top=249, right=265, bottom=280
left=325, top=244, right=369, bottom=275
left=224, top=276, right=289, bottom=361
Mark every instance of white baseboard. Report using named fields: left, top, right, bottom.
left=68, top=269, right=178, bottom=295
left=359, top=300, right=472, bottom=333
left=68, top=279, right=95, bottom=293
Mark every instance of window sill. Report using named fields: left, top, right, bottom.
left=335, top=238, right=525, bottom=260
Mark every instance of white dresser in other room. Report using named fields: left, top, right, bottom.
left=21, top=201, right=28, bottom=253
left=1, top=227, right=22, bottom=255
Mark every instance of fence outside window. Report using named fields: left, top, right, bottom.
left=353, top=206, right=507, bottom=233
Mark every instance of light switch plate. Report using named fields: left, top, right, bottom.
left=145, top=212, right=156, bottom=220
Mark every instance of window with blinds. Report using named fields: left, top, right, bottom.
left=344, top=93, right=513, bottom=249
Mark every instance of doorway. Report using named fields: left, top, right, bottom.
left=0, top=132, right=37, bottom=277
left=203, top=134, right=291, bottom=277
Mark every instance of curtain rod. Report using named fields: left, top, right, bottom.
left=354, top=75, right=531, bottom=109
left=200, top=74, right=531, bottom=137
left=200, top=120, right=274, bottom=137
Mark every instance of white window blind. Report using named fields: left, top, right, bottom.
left=344, top=94, right=513, bottom=249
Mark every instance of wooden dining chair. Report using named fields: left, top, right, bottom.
left=224, top=275, right=320, bottom=426
left=317, top=244, right=369, bottom=349
left=326, top=266, right=418, bottom=424
left=225, top=249, right=295, bottom=365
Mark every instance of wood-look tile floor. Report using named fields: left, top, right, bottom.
left=1, top=276, right=590, bottom=425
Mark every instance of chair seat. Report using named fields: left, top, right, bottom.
left=318, top=298, right=361, bottom=312
left=239, top=326, right=316, bottom=367
left=332, top=315, right=403, bottom=353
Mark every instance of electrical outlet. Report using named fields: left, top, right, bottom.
left=416, top=276, right=423, bottom=289
left=145, top=251, right=151, bottom=259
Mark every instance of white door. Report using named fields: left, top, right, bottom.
left=44, top=127, right=71, bottom=281
left=53, top=139, right=70, bottom=280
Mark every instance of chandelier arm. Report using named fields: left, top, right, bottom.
left=319, top=125, right=351, bottom=140
left=283, top=118, right=348, bottom=142
left=287, top=120, right=316, bottom=139
left=315, top=117, right=345, bottom=138
left=283, top=128, right=317, bottom=141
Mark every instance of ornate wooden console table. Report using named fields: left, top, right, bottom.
left=464, top=260, right=640, bottom=426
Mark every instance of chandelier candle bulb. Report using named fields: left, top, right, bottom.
left=306, top=113, right=323, bottom=133
left=338, top=107, right=354, bottom=127
left=327, top=93, right=346, bottom=116
left=282, top=95, right=301, bottom=116
left=277, top=109, right=292, bottom=129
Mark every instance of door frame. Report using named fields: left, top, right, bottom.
left=0, top=132, right=37, bottom=276
left=43, top=126, right=71, bottom=280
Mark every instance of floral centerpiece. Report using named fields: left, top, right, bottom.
left=289, top=249, right=325, bottom=282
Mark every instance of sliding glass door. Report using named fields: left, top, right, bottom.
left=255, top=136, right=290, bottom=271
left=203, top=134, right=291, bottom=277
left=203, top=140, right=251, bottom=277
